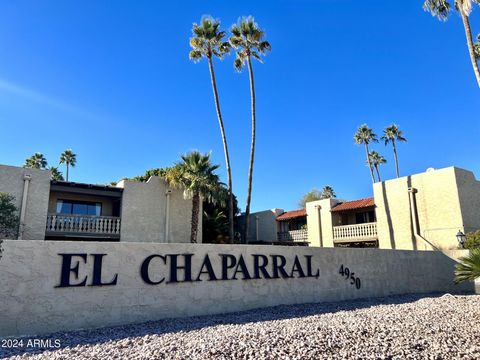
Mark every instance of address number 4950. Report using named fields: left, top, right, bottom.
left=339, top=264, right=361, bottom=289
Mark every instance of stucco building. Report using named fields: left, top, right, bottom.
left=240, top=166, right=480, bottom=250
left=0, top=164, right=200, bottom=243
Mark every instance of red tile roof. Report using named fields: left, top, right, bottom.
left=331, top=197, right=375, bottom=212
left=276, top=208, right=307, bottom=221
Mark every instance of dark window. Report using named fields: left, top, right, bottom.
left=56, top=200, right=102, bottom=216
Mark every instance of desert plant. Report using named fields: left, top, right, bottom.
left=455, top=248, right=480, bottom=283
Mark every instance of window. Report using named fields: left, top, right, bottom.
left=56, top=200, right=102, bottom=216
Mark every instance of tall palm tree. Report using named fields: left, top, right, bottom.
left=59, top=149, right=77, bottom=182
left=382, top=124, right=407, bottom=178
left=189, top=16, right=235, bottom=243
left=24, top=153, right=48, bottom=169
left=354, top=125, right=378, bottom=183
left=229, top=16, right=271, bottom=243
left=423, top=0, right=480, bottom=87
left=455, top=248, right=480, bottom=283
left=368, top=151, right=387, bottom=182
left=320, top=186, right=336, bottom=199
left=165, top=151, right=222, bottom=243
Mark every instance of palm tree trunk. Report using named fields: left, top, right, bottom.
left=244, top=54, right=256, bottom=244
left=375, top=165, right=381, bottom=182
left=365, top=144, right=375, bottom=183
left=207, top=57, right=235, bottom=243
left=66, top=163, right=69, bottom=182
left=190, top=193, right=200, bottom=243
left=392, top=139, right=400, bottom=178
left=459, top=8, right=480, bottom=88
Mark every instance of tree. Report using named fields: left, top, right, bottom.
left=381, top=124, right=407, bottom=178
left=0, top=193, right=19, bottom=239
left=49, top=167, right=64, bottom=181
left=24, top=152, right=48, bottom=169
left=423, top=0, right=480, bottom=87
left=298, top=186, right=337, bottom=208
left=229, top=16, right=271, bottom=243
left=59, top=149, right=77, bottom=182
left=354, top=125, right=378, bottom=183
left=189, top=16, right=235, bottom=244
left=165, top=151, right=223, bottom=243
left=465, top=230, right=480, bottom=249
left=455, top=248, right=480, bottom=283
left=368, top=151, right=387, bottom=182
left=475, top=34, right=480, bottom=59
left=320, top=185, right=336, bottom=199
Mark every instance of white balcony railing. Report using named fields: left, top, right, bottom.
left=333, top=222, right=377, bottom=242
left=46, top=214, right=121, bottom=236
left=277, top=229, right=308, bottom=242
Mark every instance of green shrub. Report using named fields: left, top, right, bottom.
left=0, top=192, right=19, bottom=240
left=464, top=230, right=480, bottom=250
left=455, top=249, right=480, bottom=283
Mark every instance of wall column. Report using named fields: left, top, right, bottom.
left=165, top=189, right=172, bottom=243
left=18, top=174, right=31, bottom=240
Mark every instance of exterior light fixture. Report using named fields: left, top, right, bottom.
left=456, top=230, right=466, bottom=249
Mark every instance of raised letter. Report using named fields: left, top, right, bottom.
left=167, top=254, right=193, bottom=283
left=271, top=255, right=290, bottom=279
left=91, top=254, right=118, bottom=286
left=196, top=254, right=218, bottom=281
left=220, top=254, right=237, bottom=280
left=252, top=254, right=271, bottom=279
left=56, top=253, right=88, bottom=288
left=232, top=255, right=252, bottom=280
left=305, top=255, right=320, bottom=278
left=289, top=255, right=306, bottom=278
left=140, top=254, right=166, bottom=285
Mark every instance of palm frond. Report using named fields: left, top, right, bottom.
left=423, top=0, right=451, bottom=21
left=455, top=249, right=480, bottom=283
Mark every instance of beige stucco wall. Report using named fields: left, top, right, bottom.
left=242, top=209, right=284, bottom=242
left=0, top=165, right=50, bottom=240
left=374, top=167, right=472, bottom=251
left=0, top=240, right=474, bottom=337
left=306, top=198, right=341, bottom=247
left=48, top=191, right=114, bottom=216
left=455, top=168, right=480, bottom=234
left=116, top=176, right=198, bottom=243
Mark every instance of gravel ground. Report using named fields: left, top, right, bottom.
left=1, top=293, right=479, bottom=360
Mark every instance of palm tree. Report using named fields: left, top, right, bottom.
left=189, top=16, right=235, bottom=243
left=368, top=151, right=387, bottom=182
left=320, top=186, right=336, bottom=199
left=354, top=125, right=378, bottom=183
left=59, top=149, right=77, bottom=182
left=423, top=0, right=480, bottom=87
left=455, top=248, right=480, bottom=283
left=49, top=167, right=64, bottom=181
left=229, top=16, right=271, bottom=243
left=475, top=34, right=480, bottom=59
left=24, top=153, right=48, bottom=169
left=381, top=124, right=407, bottom=178
left=165, top=151, right=223, bottom=243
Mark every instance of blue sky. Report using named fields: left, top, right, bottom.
left=0, top=1, right=479, bottom=212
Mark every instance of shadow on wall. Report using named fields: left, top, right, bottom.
left=381, top=182, right=396, bottom=249
left=0, top=293, right=465, bottom=358
left=407, top=176, right=418, bottom=251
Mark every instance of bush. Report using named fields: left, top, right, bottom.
left=464, top=230, right=480, bottom=250
left=455, top=248, right=480, bottom=283
left=0, top=192, right=19, bottom=240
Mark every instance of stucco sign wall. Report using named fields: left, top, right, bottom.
left=0, top=240, right=473, bottom=337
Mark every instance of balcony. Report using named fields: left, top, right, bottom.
left=333, top=222, right=377, bottom=243
left=277, top=229, right=308, bottom=242
left=46, top=214, right=121, bottom=239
